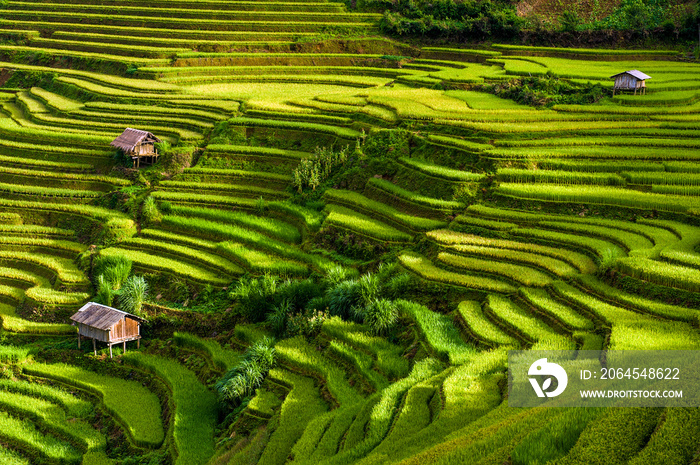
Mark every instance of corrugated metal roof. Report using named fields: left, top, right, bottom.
left=70, top=302, right=142, bottom=330
left=110, top=128, right=162, bottom=152
left=610, top=70, right=651, bottom=80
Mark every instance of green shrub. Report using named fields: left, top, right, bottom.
left=216, top=337, right=276, bottom=411
left=560, top=9, right=581, bottom=32
left=293, top=145, right=350, bottom=193
left=276, top=279, right=323, bottom=312
left=267, top=300, right=292, bottom=337
left=326, top=279, right=363, bottom=320
left=118, top=275, right=148, bottom=315
left=141, top=196, right=162, bottom=225
left=230, top=273, right=279, bottom=322
left=93, top=254, right=132, bottom=290
left=95, top=274, right=115, bottom=307
left=363, top=299, right=398, bottom=336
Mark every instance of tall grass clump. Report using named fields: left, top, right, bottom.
left=119, top=275, right=148, bottom=315
left=215, top=338, right=276, bottom=413
left=597, top=247, right=624, bottom=273
left=324, top=266, right=411, bottom=334
left=293, top=145, right=349, bottom=193
left=93, top=254, right=132, bottom=291
left=95, top=275, right=115, bottom=307
left=141, top=195, right=162, bottom=225
left=230, top=273, right=279, bottom=322
left=326, top=279, right=363, bottom=320
left=363, top=299, right=398, bottom=336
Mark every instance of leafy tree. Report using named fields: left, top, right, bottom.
left=560, top=9, right=581, bottom=32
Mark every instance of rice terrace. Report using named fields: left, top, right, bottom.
left=0, top=0, right=700, bottom=463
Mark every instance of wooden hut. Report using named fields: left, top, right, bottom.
left=70, top=302, right=144, bottom=358
left=110, top=128, right=162, bottom=168
left=610, top=70, right=651, bottom=95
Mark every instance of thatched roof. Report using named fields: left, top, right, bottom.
left=610, top=70, right=651, bottom=81
left=70, top=302, right=143, bottom=330
left=110, top=128, right=161, bottom=152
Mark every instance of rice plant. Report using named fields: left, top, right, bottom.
left=398, top=300, right=476, bottom=364
left=512, top=408, right=605, bottom=465
left=26, top=363, right=164, bottom=448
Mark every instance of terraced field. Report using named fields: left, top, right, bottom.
left=0, top=0, right=699, bottom=464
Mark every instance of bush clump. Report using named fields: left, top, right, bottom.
left=215, top=338, right=276, bottom=412
left=479, top=75, right=606, bottom=108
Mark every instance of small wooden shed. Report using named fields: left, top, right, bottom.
left=70, top=302, right=144, bottom=358
left=611, top=70, right=651, bottom=95
left=110, top=128, right=162, bottom=168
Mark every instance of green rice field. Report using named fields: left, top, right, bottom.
left=0, top=0, right=699, bottom=464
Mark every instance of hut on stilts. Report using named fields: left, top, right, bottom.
left=70, top=302, right=144, bottom=358
left=610, top=70, right=651, bottom=96
left=111, top=128, right=162, bottom=168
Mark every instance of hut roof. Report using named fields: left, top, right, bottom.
left=110, top=128, right=161, bottom=152
left=610, top=70, right=651, bottom=81
left=70, top=302, right=143, bottom=330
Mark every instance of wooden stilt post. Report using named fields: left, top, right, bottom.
left=109, top=344, right=113, bottom=359
left=123, top=341, right=126, bottom=354
left=78, top=333, right=81, bottom=349
left=93, top=338, right=97, bottom=356
left=137, top=338, right=140, bottom=349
